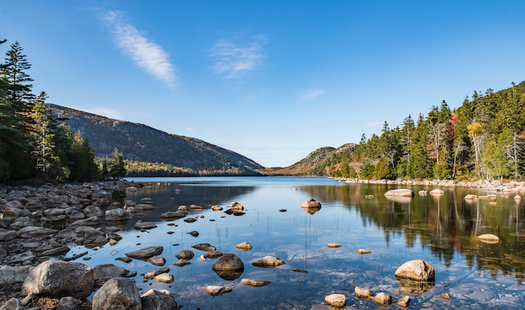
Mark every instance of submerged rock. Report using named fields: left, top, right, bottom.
left=192, top=243, right=216, bottom=252
left=430, top=188, right=444, bottom=195
left=204, top=285, right=232, bottom=296
left=397, top=295, right=411, bottom=308
left=371, top=293, right=392, bottom=307
left=175, top=250, right=194, bottom=260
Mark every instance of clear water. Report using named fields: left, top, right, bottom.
left=74, top=177, right=525, bottom=309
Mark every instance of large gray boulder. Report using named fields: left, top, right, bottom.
left=92, top=277, right=141, bottom=310
left=141, top=289, right=178, bottom=310
left=0, top=298, right=24, bottom=310
left=105, top=208, right=131, bottom=222
left=395, top=260, right=435, bottom=281
left=125, top=246, right=163, bottom=260
left=21, top=261, right=94, bottom=299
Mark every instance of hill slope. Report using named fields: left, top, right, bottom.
left=48, top=104, right=264, bottom=175
left=266, top=144, right=355, bottom=175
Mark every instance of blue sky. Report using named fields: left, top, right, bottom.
left=1, top=1, right=525, bottom=167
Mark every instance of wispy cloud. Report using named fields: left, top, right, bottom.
left=101, top=10, right=176, bottom=87
left=366, top=120, right=384, bottom=128
left=300, top=89, right=326, bottom=101
left=210, top=34, right=267, bottom=78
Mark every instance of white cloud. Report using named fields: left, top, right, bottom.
left=101, top=10, right=176, bottom=87
left=210, top=34, right=267, bottom=78
left=365, top=120, right=384, bottom=128
left=300, top=89, right=325, bottom=101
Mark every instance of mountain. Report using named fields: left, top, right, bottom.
left=47, top=104, right=264, bottom=175
left=266, top=144, right=355, bottom=175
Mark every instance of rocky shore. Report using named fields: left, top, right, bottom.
left=333, top=177, right=525, bottom=191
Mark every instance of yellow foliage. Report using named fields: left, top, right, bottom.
left=467, top=122, right=483, bottom=137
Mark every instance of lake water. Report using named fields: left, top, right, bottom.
left=75, top=176, right=525, bottom=309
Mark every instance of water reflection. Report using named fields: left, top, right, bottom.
left=299, top=184, right=525, bottom=284
left=79, top=177, right=525, bottom=309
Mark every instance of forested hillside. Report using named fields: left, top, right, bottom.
left=48, top=104, right=264, bottom=176
left=317, top=82, right=525, bottom=180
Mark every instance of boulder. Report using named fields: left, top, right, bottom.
left=83, top=205, right=103, bottom=217
left=0, top=298, right=24, bottom=310
left=105, top=208, right=131, bottom=222
left=252, top=256, right=285, bottom=268
left=173, top=259, right=191, bottom=267
left=154, top=273, right=174, bottom=283
left=397, top=295, right=411, bottom=308
left=301, top=199, right=321, bottom=208
left=395, top=260, right=435, bottom=281
left=56, top=297, right=83, bottom=310
left=192, top=243, right=216, bottom=252
left=143, top=267, right=170, bottom=280
left=324, top=294, right=346, bottom=308
left=93, top=264, right=130, bottom=281
left=141, top=289, right=178, bottom=310
left=354, top=287, right=373, bottom=299
left=371, top=293, right=392, bottom=306
left=148, top=255, right=166, bottom=266
left=205, top=251, right=225, bottom=259
left=477, top=234, right=500, bottom=244
left=22, top=261, right=94, bottom=299
left=134, top=220, right=157, bottom=230
left=160, top=211, right=185, bottom=219
left=204, top=286, right=232, bottom=296
left=384, top=189, right=414, bottom=197
left=211, top=206, right=223, bottom=211
left=212, top=253, right=244, bottom=272
left=241, top=278, right=271, bottom=287
left=177, top=205, right=188, bottom=212
left=0, top=265, right=33, bottom=286
left=230, top=201, right=244, bottom=211
left=430, top=189, right=445, bottom=195
left=92, top=277, right=141, bottom=310
left=235, top=242, right=253, bottom=251
left=125, top=246, right=163, bottom=260
left=175, top=250, right=194, bottom=260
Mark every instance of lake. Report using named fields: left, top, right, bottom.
left=75, top=176, right=525, bottom=309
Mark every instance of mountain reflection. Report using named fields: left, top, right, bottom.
left=298, top=184, right=525, bottom=283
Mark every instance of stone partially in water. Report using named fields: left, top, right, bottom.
left=477, top=234, right=499, bottom=244
left=252, top=256, right=285, bottom=268
left=397, top=295, right=411, bottom=308
left=141, top=289, right=178, bottom=310
left=327, top=243, right=341, bottom=248
left=384, top=189, right=414, bottom=197
left=358, top=249, right=371, bottom=254
left=204, top=286, right=231, bottom=296
left=192, top=243, right=216, bottom=252
left=354, top=287, right=373, bottom=299
left=125, top=246, right=163, bottom=260
left=371, top=293, right=392, bottom=307
left=324, top=294, right=346, bottom=308
left=236, top=242, right=253, bottom=251
left=175, top=250, right=194, bottom=260
left=92, top=277, right=141, bottom=310
left=154, top=273, right=174, bottom=283
left=430, top=189, right=444, bottom=195
left=241, top=278, right=271, bottom=287
left=395, top=260, right=435, bottom=281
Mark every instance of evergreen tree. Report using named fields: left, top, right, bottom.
left=109, top=148, right=126, bottom=179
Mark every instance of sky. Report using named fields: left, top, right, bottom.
left=1, top=1, right=525, bottom=167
